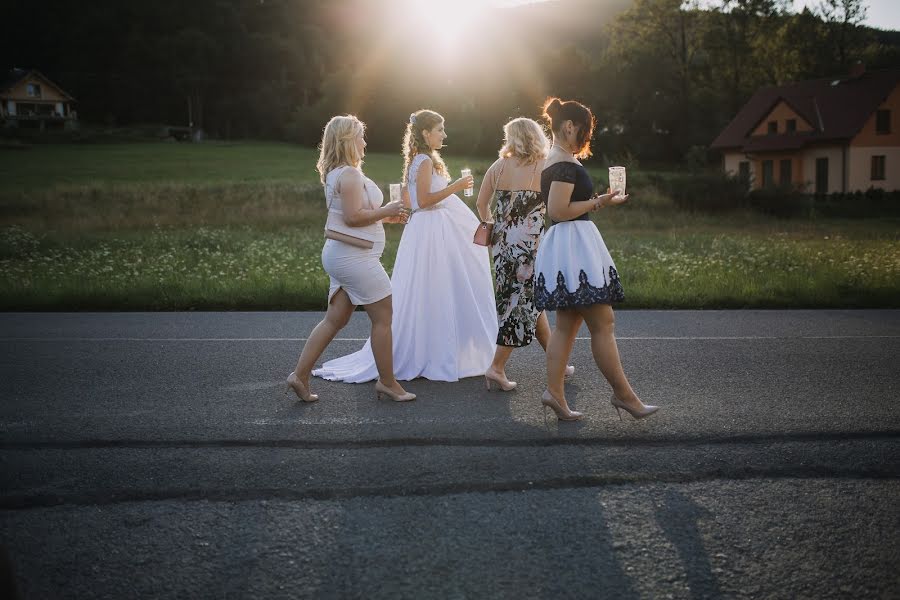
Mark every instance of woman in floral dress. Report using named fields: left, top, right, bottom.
left=475, top=117, right=574, bottom=391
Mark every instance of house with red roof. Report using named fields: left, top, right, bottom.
left=711, top=65, right=900, bottom=194
left=1, top=68, right=77, bottom=131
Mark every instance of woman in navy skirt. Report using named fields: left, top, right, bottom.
left=534, top=97, right=660, bottom=422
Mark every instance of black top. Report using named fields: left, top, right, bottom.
left=541, top=161, right=593, bottom=225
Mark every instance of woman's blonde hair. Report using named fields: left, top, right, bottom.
left=316, top=115, right=365, bottom=184
left=401, top=109, right=449, bottom=184
left=499, top=117, right=549, bottom=164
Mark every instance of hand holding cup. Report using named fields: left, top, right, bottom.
left=591, top=188, right=629, bottom=211
left=454, top=174, right=474, bottom=195
left=382, top=183, right=410, bottom=223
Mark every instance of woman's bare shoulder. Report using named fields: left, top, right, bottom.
left=543, top=157, right=578, bottom=169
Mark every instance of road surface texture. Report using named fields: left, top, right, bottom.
left=1, top=311, right=898, bottom=599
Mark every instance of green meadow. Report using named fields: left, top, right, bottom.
left=1, top=142, right=898, bottom=310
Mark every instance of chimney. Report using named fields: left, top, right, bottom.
left=849, top=62, right=866, bottom=79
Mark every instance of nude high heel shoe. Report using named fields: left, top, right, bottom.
left=564, top=365, right=575, bottom=378
left=541, top=390, right=584, bottom=421
left=484, top=368, right=517, bottom=391
left=610, top=393, right=659, bottom=420
left=287, top=372, right=318, bottom=402
left=375, top=380, right=416, bottom=402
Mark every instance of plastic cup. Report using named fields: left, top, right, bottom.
left=461, top=168, right=473, bottom=197
left=389, top=183, right=402, bottom=203
left=608, top=166, right=626, bottom=199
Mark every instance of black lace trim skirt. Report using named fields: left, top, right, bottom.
left=534, top=221, right=624, bottom=311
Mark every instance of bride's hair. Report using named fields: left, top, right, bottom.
left=499, top=117, right=549, bottom=164
left=402, top=109, right=449, bottom=184
left=542, top=97, right=596, bottom=159
left=316, top=115, right=365, bottom=184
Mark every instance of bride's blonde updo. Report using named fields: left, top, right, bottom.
left=499, top=117, right=549, bottom=164
left=316, top=115, right=365, bottom=184
left=402, top=109, right=449, bottom=184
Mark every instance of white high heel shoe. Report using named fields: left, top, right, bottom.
left=484, top=369, right=517, bottom=391
left=610, top=393, right=659, bottom=420
left=375, top=380, right=416, bottom=402
left=541, top=390, right=584, bottom=421
left=287, top=372, right=318, bottom=402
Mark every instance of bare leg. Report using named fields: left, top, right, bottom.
left=536, top=311, right=574, bottom=376
left=362, top=295, right=409, bottom=396
left=293, top=288, right=355, bottom=387
left=489, top=311, right=549, bottom=384
left=578, top=303, right=647, bottom=410
left=535, top=311, right=551, bottom=351
left=489, top=345, right=514, bottom=376
left=545, top=309, right=581, bottom=411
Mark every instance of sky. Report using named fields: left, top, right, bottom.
left=499, top=0, right=900, bottom=32
left=793, top=0, right=900, bottom=31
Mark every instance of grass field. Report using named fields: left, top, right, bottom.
left=1, top=141, right=898, bottom=310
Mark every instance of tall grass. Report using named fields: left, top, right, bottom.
left=1, top=141, right=898, bottom=310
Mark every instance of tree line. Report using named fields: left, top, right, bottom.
left=4, top=0, right=898, bottom=163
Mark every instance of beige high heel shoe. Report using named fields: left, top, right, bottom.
left=610, top=393, right=659, bottom=420
left=287, top=372, right=318, bottom=402
left=541, top=390, right=584, bottom=421
left=375, top=380, right=416, bottom=402
left=484, top=368, right=517, bottom=391
left=564, top=365, right=575, bottom=378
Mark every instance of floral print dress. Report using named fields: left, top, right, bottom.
left=490, top=189, right=546, bottom=347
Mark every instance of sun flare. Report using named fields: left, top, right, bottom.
left=389, top=0, right=485, bottom=57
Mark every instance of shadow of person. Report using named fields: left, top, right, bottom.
left=655, top=489, right=722, bottom=599
left=0, top=546, right=21, bottom=600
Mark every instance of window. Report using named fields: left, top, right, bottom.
left=779, top=159, right=792, bottom=185
left=786, top=119, right=796, bottom=133
left=876, top=110, right=891, bottom=134
left=26, top=83, right=41, bottom=98
left=738, top=161, right=750, bottom=185
left=815, top=158, right=829, bottom=194
left=767, top=121, right=777, bottom=135
left=871, top=155, right=886, bottom=180
left=762, top=160, right=774, bottom=187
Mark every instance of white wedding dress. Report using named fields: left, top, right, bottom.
left=313, top=153, right=498, bottom=382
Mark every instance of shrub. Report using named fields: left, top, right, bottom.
left=648, top=171, right=749, bottom=213
left=813, top=188, right=900, bottom=218
left=747, top=184, right=814, bottom=218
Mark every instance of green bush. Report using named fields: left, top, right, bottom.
left=747, top=185, right=814, bottom=218
left=813, top=188, right=900, bottom=218
left=648, top=171, right=749, bottom=213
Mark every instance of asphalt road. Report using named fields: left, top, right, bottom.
left=1, top=311, right=898, bottom=599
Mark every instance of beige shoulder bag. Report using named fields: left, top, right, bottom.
left=324, top=167, right=376, bottom=250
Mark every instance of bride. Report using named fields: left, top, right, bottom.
left=313, top=109, right=498, bottom=383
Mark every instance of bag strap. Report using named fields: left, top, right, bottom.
left=492, top=158, right=507, bottom=196
left=325, top=166, right=351, bottom=211
left=528, top=159, right=540, bottom=190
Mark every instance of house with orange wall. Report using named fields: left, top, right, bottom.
left=1, top=68, right=77, bottom=131
left=711, top=65, right=900, bottom=193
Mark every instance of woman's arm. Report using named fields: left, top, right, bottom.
left=546, top=181, right=619, bottom=222
left=475, top=160, right=502, bottom=222
left=340, top=169, right=403, bottom=226
left=415, top=158, right=473, bottom=209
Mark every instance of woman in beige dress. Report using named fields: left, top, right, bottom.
left=287, top=115, right=415, bottom=402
